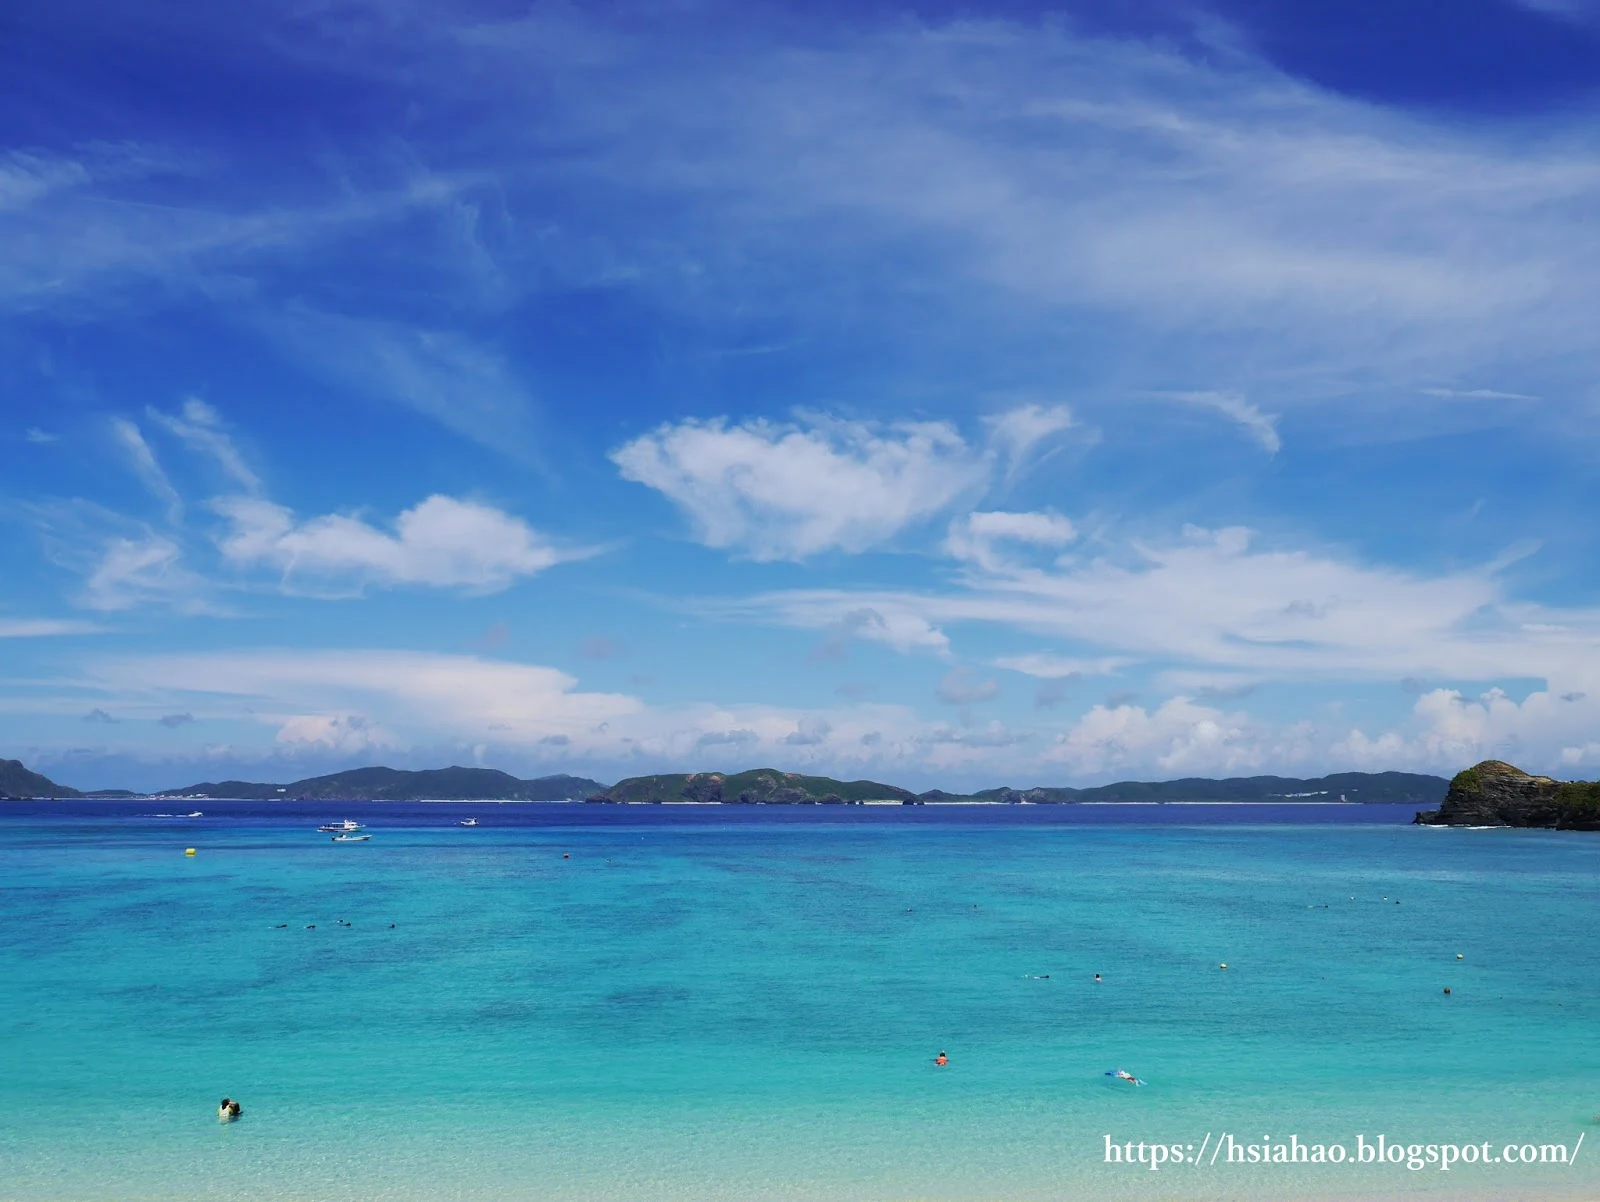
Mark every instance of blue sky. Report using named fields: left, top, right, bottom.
left=6, top=0, right=1600, bottom=791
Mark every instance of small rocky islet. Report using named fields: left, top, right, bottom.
left=1414, top=759, right=1600, bottom=830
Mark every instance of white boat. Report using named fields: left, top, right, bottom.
left=317, top=820, right=365, bottom=833
left=188, top=811, right=203, bottom=818
left=458, top=818, right=479, bottom=827
left=330, top=833, right=371, bottom=842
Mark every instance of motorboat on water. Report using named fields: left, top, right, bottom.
left=188, top=811, right=203, bottom=818
left=317, top=820, right=365, bottom=833
left=331, top=833, right=371, bottom=842
left=458, top=818, right=479, bottom=827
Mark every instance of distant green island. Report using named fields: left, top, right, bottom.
left=595, top=769, right=918, bottom=805
left=0, top=760, right=604, bottom=802
left=2, top=756, right=1450, bottom=805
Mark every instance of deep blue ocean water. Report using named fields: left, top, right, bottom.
left=1, top=801, right=1596, bottom=1200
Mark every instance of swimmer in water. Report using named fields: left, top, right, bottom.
left=218, top=1098, right=241, bottom=1121
left=934, top=1051, right=948, bottom=1067
left=1094, top=973, right=1102, bottom=983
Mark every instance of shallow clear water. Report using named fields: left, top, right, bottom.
left=1, top=802, right=1596, bottom=1200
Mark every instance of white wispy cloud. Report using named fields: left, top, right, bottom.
left=1512, top=0, right=1600, bottom=23
left=1166, top=391, right=1281, bottom=453
left=25, top=427, right=58, bottom=444
left=147, top=399, right=261, bottom=492
left=79, top=534, right=208, bottom=612
left=212, top=494, right=578, bottom=592
left=0, top=150, right=90, bottom=214
left=983, top=404, right=1075, bottom=479
left=0, top=145, right=485, bottom=313
left=1420, top=387, right=1542, bottom=402
left=250, top=307, right=543, bottom=459
left=108, top=418, right=183, bottom=523
left=427, top=8, right=1600, bottom=413
left=729, top=520, right=1600, bottom=689
left=0, top=618, right=101, bottom=637
left=991, top=653, right=1127, bottom=679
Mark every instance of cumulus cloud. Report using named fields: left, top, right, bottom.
left=613, top=406, right=1089, bottom=561
left=696, top=727, right=759, bottom=749
left=276, top=713, right=397, bottom=754
left=811, top=605, right=951, bottom=658
left=946, top=509, right=1077, bottom=570
left=1045, top=696, right=1274, bottom=777
left=937, top=666, right=1000, bottom=705
left=213, top=494, right=574, bottom=592
left=62, top=640, right=1600, bottom=781
left=72, top=646, right=1039, bottom=775
left=83, top=707, right=117, bottom=723
left=158, top=712, right=194, bottom=728
left=784, top=717, right=832, bottom=745
left=612, top=414, right=988, bottom=560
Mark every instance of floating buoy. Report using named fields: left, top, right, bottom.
left=563, top=853, right=570, bottom=859
left=185, top=848, right=196, bottom=856
left=1443, top=987, right=1452, bottom=995
left=1219, top=962, right=1228, bottom=970
left=1456, top=953, right=1464, bottom=960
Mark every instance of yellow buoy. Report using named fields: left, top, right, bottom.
left=185, top=848, right=196, bottom=856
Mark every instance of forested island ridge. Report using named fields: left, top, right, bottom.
left=3, top=757, right=1449, bottom=804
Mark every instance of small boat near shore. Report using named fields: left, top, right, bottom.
left=458, top=818, right=479, bottom=827
left=331, top=833, right=371, bottom=842
left=317, top=820, right=365, bottom=833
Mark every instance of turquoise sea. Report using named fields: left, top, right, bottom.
left=1, top=801, right=1596, bottom=1201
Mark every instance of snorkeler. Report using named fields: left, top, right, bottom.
left=934, top=1051, right=948, bottom=1067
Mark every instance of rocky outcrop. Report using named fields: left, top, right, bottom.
left=1414, top=760, right=1600, bottom=829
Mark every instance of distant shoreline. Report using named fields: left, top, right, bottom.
left=11, top=796, right=1382, bottom=806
